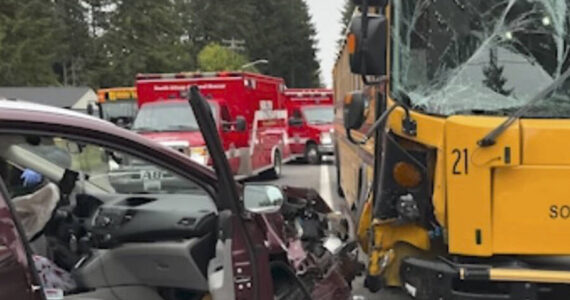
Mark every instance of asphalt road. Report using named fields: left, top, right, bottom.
left=247, top=157, right=411, bottom=300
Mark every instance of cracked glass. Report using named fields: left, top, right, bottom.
left=391, top=0, right=570, bottom=117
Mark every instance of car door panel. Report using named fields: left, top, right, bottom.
left=0, top=178, right=44, bottom=300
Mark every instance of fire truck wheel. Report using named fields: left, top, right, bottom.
left=305, top=143, right=321, bottom=165
left=264, top=150, right=282, bottom=179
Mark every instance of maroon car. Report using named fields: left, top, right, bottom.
left=0, top=93, right=320, bottom=300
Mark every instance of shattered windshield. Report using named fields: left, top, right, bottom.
left=392, top=0, right=570, bottom=117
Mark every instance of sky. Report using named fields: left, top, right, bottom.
left=306, top=0, right=346, bottom=88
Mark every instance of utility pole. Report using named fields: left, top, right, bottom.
left=222, top=37, right=246, bottom=52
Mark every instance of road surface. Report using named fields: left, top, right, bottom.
left=246, top=157, right=411, bottom=300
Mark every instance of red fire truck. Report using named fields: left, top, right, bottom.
left=285, top=89, right=335, bottom=164
left=134, top=71, right=291, bottom=179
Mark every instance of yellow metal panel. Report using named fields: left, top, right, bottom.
left=445, top=116, right=520, bottom=256
left=387, top=105, right=445, bottom=149
left=521, top=119, right=570, bottom=165
left=493, top=166, right=570, bottom=254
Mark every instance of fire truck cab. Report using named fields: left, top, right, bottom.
left=285, top=89, right=335, bottom=164
left=134, top=72, right=291, bottom=179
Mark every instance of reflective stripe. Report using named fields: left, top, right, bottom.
left=489, top=268, right=570, bottom=284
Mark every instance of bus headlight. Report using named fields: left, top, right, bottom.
left=320, top=132, right=332, bottom=145
left=190, top=147, right=209, bottom=165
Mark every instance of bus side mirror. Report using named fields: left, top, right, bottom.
left=344, top=91, right=368, bottom=130
left=348, top=14, right=387, bottom=76
left=235, top=116, right=247, bottom=132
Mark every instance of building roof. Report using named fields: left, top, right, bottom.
left=0, top=87, right=94, bottom=108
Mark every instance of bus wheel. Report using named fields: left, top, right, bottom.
left=305, top=143, right=321, bottom=164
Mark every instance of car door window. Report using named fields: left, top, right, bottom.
left=0, top=135, right=210, bottom=197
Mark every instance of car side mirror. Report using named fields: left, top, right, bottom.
left=344, top=91, right=369, bottom=130
left=348, top=14, right=387, bottom=76
left=288, top=117, right=303, bottom=127
left=235, top=116, right=247, bottom=132
left=243, top=184, right=284, bottom=214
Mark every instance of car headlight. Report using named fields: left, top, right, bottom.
left=190, top=146, right=209, bottom=165
left=320, top=132, right=332, bottom=145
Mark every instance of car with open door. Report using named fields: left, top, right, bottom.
left=0, top=97, right=315, bottom=300
left=0, top=92, right=359, bottom=300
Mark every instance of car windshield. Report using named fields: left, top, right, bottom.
left=100, top=100, right=138, bottom=121
left=302, top=106, right=334, bottom=124
left=392, top=0, right=570, bottom=117
left=132, top=101, right=217, bottom=132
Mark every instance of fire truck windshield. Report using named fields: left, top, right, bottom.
left=392, top=0, right=570, bottom=118
left=302, top=106, right=334, bottom=124
left=132, top=101, right=217, bottom=132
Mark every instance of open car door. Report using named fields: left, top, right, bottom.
left=188, top=87, right=273, bottom=300
left=0, top=178, right=45, bottom=300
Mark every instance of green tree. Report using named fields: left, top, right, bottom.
left=337, top=0, right=356, bottom=48
left=96, top=0, right=194, bottom=87
left=53, top=0, right=91, bottom=86
left=483, top=48, right=513, bottom=96
left=0, top=0, right=60, bottom=85
left=247, top=0, right=321, bottom=87
left=197, top=43, right=250, bottom=72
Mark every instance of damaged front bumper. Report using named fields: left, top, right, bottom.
left=279, top=186, right=363, bottom=300
left=400, top=257, right=570, bottom=300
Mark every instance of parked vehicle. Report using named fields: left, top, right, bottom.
left=96, top=87, right=138, bottom=128
left=0, top=93, right=357, bottom=300
left=134, top=72, right=291, bottom=179
left=336, top=0, right=570, bottom=299
left=285, top=89, right=335, bottom=164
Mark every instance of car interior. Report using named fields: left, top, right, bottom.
left=0, top=134, right=220, bottom=300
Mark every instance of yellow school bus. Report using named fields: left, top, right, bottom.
left=97, top=87, right=138, bottom=127
left=336, top=1, right=570, bottom=298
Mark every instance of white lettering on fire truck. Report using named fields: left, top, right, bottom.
left=153, top=84, right=226, bottom=91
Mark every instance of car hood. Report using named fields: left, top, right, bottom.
left=306, top=123, right=334, bottom=133
left=139, top=131, right=206, bottom=147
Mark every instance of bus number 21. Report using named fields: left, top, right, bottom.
left=452, top=148, right=468, bottom=175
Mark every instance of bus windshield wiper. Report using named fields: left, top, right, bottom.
left=478, top=66, right=570, bottom=147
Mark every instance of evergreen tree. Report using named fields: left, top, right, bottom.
left=483, top=48, right=513, bottom=96
left=0, top=0, right=60, bottom=85
left=96, top=0, right=194, bottom=87
left=53, top=0, right=91, bottom=86
left=337, top=0, right=356, bottom=48
left=248, top=0, right=321, bottom=87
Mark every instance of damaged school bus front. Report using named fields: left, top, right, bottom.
left=339, top=0, right=570, bottom=298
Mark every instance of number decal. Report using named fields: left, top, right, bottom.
left=452, top=148, right=469, bottom=175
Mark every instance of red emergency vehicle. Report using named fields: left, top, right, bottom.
left=285, top=89, right=335, bottom=164
left=134, top=71, right=291, bottom=179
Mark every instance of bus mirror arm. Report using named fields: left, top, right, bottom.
left=346, top=102, right=402, bottom=145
